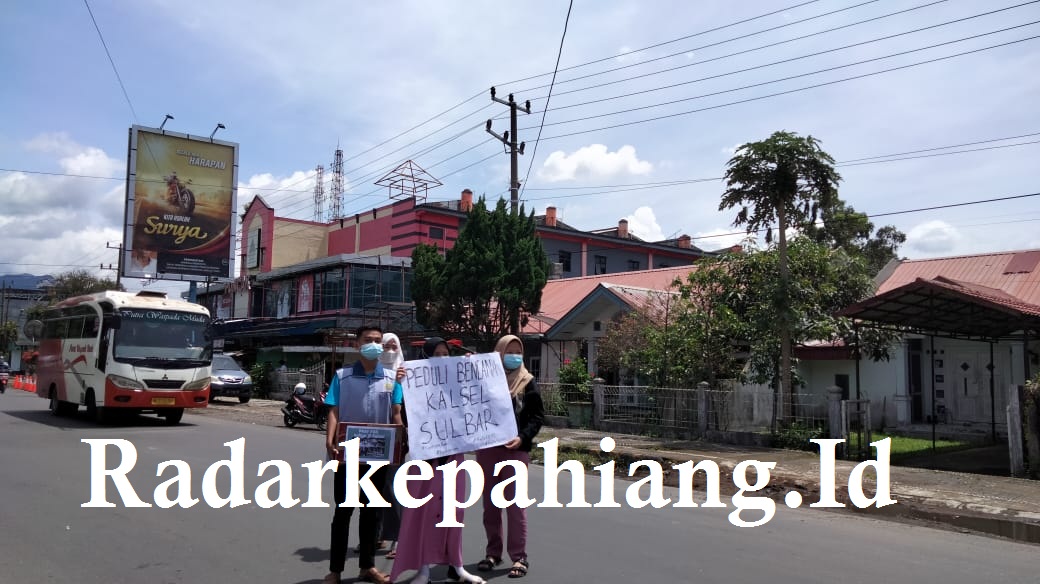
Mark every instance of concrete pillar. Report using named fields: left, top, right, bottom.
left=1008, top=384, right=1025, bottom=477
left=592, top=378, right=605, bottom=431
left=697, top=381, right=709, bottom=434
left=827, top=385, right=844, bottom=440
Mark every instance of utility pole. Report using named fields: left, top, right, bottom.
left=105, top=242, right=124, bottom=288
left=485, top=87, right=530, bottom=214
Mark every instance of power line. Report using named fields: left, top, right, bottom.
left=690, top=192, right=1040, bottom=242
left=519, top=0, right=574, bottom=200
left=519, top=139, right=1040, bottom=202
left=163, top=1, right=980, bottom=221
left=521, top=2, right=1040, bottom=118
left=82, top=0, right=138, bottom=121
left=509, top=0, right=916, bottom=94
left=537, top=34, right=1040, bottom=142
left=493, top=0, right=830, bottom=87
left=520, top=22, right=1040, bottom=132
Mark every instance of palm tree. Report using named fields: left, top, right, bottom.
left=719, top=130, right=841, bottom=423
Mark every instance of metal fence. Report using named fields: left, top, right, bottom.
left=541, top=379, right=827, bottom=441
left=272, top=362, right=326, bottom=400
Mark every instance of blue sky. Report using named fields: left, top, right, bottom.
left=2, top=0, right=1039, bottom=296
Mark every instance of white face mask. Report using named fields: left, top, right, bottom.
left=379, top=350, right=397, bottom=365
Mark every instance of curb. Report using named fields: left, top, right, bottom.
left=544, top=436, right=1040, bottom=545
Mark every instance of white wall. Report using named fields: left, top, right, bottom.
left=799, top=336, right=1033, bottom=432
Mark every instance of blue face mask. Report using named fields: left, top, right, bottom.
left=503, top=354, right=524, bottom=370
left=360, top=342, right=383, bottom=361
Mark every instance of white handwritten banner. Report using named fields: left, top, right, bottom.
left=401, top=353, right=518, bottom=461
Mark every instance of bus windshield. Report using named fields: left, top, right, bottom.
left=113, top=308, right=211, bottom=367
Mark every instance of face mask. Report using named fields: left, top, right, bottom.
left=503, top=354, right=524, bottom=370
left=378, top=350, right=397, bottom=365
left=360, top=342, right=383, bottom=360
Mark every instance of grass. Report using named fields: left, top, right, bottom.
left=846, top=431, right=972, bottom=459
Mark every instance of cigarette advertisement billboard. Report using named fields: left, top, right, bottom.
left=122, top=125, right=238, bottom=281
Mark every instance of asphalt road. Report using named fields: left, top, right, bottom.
left=1, top=391, right=1037, bottom=584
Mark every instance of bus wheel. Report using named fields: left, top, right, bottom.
left=163, top=408, right=184, bottom=425
left=49, top=388, right=63, bottom=417
left=85, top=390, right=109, bottom=424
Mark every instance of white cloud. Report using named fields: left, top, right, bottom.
left=237, top=170, right=347, bottom=221
left=907, top=220, right=961, bottom=254
left=615, top=46, right=644, bottom=63
left=720, top=143, right=743, bottom=155
left=537, top=144, right=653, bottom=183
left=625, top=206, right=665, bottom=241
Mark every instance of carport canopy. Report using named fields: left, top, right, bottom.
left=835, top=276, right=1040, bottom=340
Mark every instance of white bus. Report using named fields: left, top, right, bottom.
left=35, top=290, right=212, bottom=425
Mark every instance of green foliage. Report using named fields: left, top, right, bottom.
left=558, top=357, right=592, bottom=394
left=410, top=196, right=549, bottom=351
left=720, top=130, right=841, bottom=421
left=801, top=201, right=907, bottom=275
left=250, top=362, right=274, bottom=398
left=771, top=421, right=826, bottom=451
left=0, top=321, right=17, bottom=360
left=46, top=269, right=123, bottom=300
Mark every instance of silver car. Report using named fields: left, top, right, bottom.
left=208, top=354, right=253, bottom=403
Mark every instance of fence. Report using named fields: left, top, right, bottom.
left=540, top=379, right=828, bottom=443
left=271, top=362, right=326, bottom=400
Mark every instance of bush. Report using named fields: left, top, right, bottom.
left=250, top=362, right=274, bottom=398
left=558, top=357, right=592, bottom=397
left=771, top=421, right=826, bottom=451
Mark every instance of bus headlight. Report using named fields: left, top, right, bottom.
left=184, top=377, right=211, bottom=391
left=106, top=374, right=145, bottom=391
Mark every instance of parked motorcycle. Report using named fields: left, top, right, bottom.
left=164, top=172, right=196, bottom=216
left=282, top=382, right=328, bottom=430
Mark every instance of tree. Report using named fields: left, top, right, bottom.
left=46, top=269, right=122, bottom=301
left=0, top=320, right=17, bottom=359
left=411, top=196, right=549, bottom=351
left=719, top=130, right=841, bottom=422
left=802, top=200, right=907, bottom=274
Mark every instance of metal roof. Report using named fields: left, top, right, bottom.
left=877, top=249, right=1040, bottom=306
left=837, top=276, right=1040, bottom=340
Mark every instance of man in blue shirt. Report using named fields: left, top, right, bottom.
left=323, top=324, right=400, bottom=584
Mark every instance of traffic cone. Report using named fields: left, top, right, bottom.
left=12, top=376, right=22, bottom=390
left=27, top=377, right=36, bottom=392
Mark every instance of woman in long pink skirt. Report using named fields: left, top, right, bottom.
left=389, top=338, right=485, bottom=584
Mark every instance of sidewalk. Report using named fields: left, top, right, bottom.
left=541, top=427, right=1040, bottom=543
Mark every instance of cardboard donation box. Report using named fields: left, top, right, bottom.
left=336, top=422, right=404, bottom=464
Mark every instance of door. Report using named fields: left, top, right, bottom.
left=952, top=352, right=982, bottom=423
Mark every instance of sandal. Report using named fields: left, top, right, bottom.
left=358, top=567, right=390, bottom=584
left=476, top=556, right=501, bottom=572
left=508, top=559, right=529, bottom=578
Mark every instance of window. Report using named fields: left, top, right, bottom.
left=380, top=268, right=407, bottom=303
left=594, top=255, right=607, bottom=275
left=321, top=268, right=346, bottom=311
left=835, top=374, right=850, bottom=401
left=627, top=259, right=640, bottom=271
left=429, top=226, right=444, bottom=240
left=350, top=267, right=380, bottom=310
left=558, top=250, right=572, bottom=272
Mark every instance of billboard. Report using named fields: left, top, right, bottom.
left=122, top=125, right=238, bottom=281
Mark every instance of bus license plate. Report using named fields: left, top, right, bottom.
left=151, top=397, right=176, bottom=406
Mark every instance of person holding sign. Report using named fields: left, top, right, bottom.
left=323, top=325, right=397, bottom=584
left=390, top=337, right=486, bottom=584
left=473, top=334, right=544, bottom=579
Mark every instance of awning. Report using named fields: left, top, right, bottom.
left=836, top=276, right=1040, bottom=340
